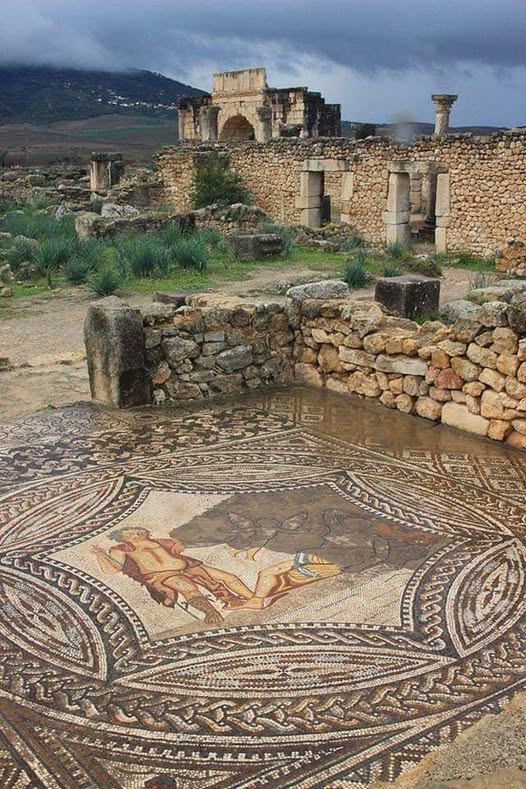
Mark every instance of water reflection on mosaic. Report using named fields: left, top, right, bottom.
left=0, top=387, right=525, bottom=787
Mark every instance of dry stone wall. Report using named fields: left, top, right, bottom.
left=142, top=301, right=294, bottom=404
left=155, top=132, right=526, bottom=256
left=134, top=284, right=526, bottom=451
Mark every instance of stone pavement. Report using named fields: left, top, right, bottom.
left=0, top=386, right=525, bottom=787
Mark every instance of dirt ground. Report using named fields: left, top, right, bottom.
left=0, top=267, right=475, bottom=422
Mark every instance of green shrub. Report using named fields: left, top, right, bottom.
left=34, top=238, right=76, bottom=287
left=173, top=236, right=208, bottom=270
left=385, top=241, right=413, bottom=261
left=64, top=255, right=92, bottom=285
left=341, top=234, right=365, bottom=251
left=451, top=252, right=496, bottom=270
left=6, top=237, right=38, bottom=272
left=89, top=266, right=122, bottom=296
left=161, top=221, right=187, bottom=246
left=382, top=263, right=402, bottom=277
left=190, top=152, right=251, bottom=209
left=119, top=237, right=165, bottom=278
left=198, top=227, right=224, bottom=250
left=258, top=221, right=296, bottom=256
left=344, top=250, right=370, bottom=288
left=0, top=210, right=75, bottom=241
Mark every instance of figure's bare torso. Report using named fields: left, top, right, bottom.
left=113, top=540, right=187, bottom=574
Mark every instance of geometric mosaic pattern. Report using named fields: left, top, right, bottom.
left=0, top=387, right=525, bottom=788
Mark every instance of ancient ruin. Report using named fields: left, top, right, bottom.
left=177, top=67, right=341, bottom=142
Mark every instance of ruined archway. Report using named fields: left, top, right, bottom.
left=219, top=115, right=255, bottom=141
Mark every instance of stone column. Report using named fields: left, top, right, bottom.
left=383, top=171, right=411, bottom=245
left=255, top=106, right=273, bottom=142
left=84, top=297, right=150, bottom=408
left=177, top=110, right=186, bottom=141
left=89, top=152, right=124, bottom=193
left=431, top=94, right=458, bottom=136
left=200, top=106, right=220, bottom=141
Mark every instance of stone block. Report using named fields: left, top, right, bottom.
left=386, top=172, right=410, bottom=212
left=295, top=195, right=322, bottom=209
left=435, top=226, right=448, bottom=254
left=415, top=396, right=443, bottom=421
left=300, top=171, right=323, bottom=195
left=374, top=354, right=427, bottom=376
left=341, top=172, right=354, bottom=200
left=441, top=402, right=489, bottom=436
left=153, top=290, right=201, bottom=308
left=287, top=280, right=350, bottom=302
left=84, top=296, right=150, bottom=408
left=382, top=210, right=410, bottom=224
left=385, top=222, right=411, bottom=245
left=301, top=207, right=322, bottom=227
left=435, top=173, right=450, bottom=216
left=229, top=234, right=283, bottom=261
left=375, top=275, right=440, bottom=320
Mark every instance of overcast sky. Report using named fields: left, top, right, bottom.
left=2, top=0, right=526, bottom=126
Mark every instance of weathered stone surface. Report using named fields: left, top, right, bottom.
left=216, top=345, right=253, bottom=372
left=162, top=336, right=200, bottom=366
left=451, top=356, right=481, bottom=382
left=480, top=389, right=520, bottom=420
left=439, top=299, right=480, bottom=323
left=339, top=347, right=375, bottom=368
left=496, top=353, right=520, bottom=377
left=441, top=402, right=489, bottom=436
left=395, top=393, right=414, bottom=413
left=374, top=354, right=427, bottom=375
left=415, top=397, right=443, bottom=421
left=435, top=368, right=464, bottom=390
left=295, top=362, right=324, bottom=387
left=318, top=344, right=344, bottom=373
left=466, top=343, right=498, bottom=369
left=507, top=292, right=526, bottom=335
left=84, top=296, right=150, bottom=407
left=375, top=275, right=440, bottom=319
left=287, top=279, right=350, bottom=302
left=230, top=233, right=283, bottom=260
left=478, top=300, right=509, bottom=327
left=496, top=237, right=526, bottom=275
left=437, top=339, right=466, bottom=357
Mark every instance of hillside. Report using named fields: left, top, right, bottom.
left=341, top=120, right=508, bottom=138
left=0, top=65, right=205, bottom=124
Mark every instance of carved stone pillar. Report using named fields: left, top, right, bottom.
left=200, top=106, right=220, bottom=141
left=89, top=152, right=124, bottom=194
left=177, top=110, right=185, bottom=141
left=255, top=106, right=273, bottom=142
left=431, top=94, right=458, bottom=136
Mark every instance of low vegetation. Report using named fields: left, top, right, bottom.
left=190, top=152, right=251, bottom=209
left=0, top=200, right=498, bottom=308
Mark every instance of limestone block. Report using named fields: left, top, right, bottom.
left=162, top=336, right=200, bottom=366
left=479, top=367, right=506, bottom=392
left=478, top=301, right=509, bottom=328
left=229, top=234, right=283, bottom=260
left=339, top=347, right=376, bottom=368
left=386, top=222, right=411, bottom=246
left=382, top=211, right=410, bottom=225
left=488, top=419, right=513, bottom=441
left=467, top=343, right=498, bottom=369
left=505, top=377, right=526, bottom=399
left=287, top=280, right=350, bottom=302
left=435, top=368, right=464, bottom=390
left=403, top=375, right=420, bottom=396
left=374, top=354, right=427, bottom=376
left=512, top=418, right=526, bottom=435
left=318, top=344, right=344, bottom=373
left=439, top=300, right=480, bottom=323
left=300, top=171, right=323, bottom=195
left=431, top=349, right=450, bottom=369
left=326, top=377, right=349, bottom=394
left=506, top=430, right=526, bottom=449
left=435, top=173, right=450, bottom=216
left=435, top=226, right=448, bottom=255
left=375, top=275, right=440, bottom=320
left=301, top=208, right=322, bottom=227
left=341, top=172, right=354, bottom=201
left=415, top=397, right=443, bottom=421
left=480, top=389, right=520, bottom=420
left=491, top=328, right=518, bottom=354
left=295, top=195, right=322, bottom=209
left=441, top=402, right=489, bottom=437
left=295, top=362, right=324, bottom=387
left=437, top=340, right=466, bottom=357
left=380, top=390, right=397, bottom=408
left=386, top=172, right=410, bottom=213
left=84, top=297, right=150, bottom=408
left=216, top=345, right=253, bottom=372
left=429, top=386, right=452, bottom=402
left=496, top=353, right=520, bottom=377
left=395, top=393, right=414, bottom=413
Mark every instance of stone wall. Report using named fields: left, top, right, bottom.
left=142, top=301, right=294, bottom=405
left=155, top=131, right=526, bottom=256
left=288, top=285, right=526, bottom=450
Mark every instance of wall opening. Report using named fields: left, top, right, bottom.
left=219, top=115, right=255, bottom=141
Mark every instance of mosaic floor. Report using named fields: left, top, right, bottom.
left=1, top=386, right=526, bottom=788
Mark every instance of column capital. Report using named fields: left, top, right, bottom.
left=431, top=94, right=458, bottom=111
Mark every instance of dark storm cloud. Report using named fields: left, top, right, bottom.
left=2, top=0, right=526, bottom=75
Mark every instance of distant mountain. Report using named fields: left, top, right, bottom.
left=341, top=120, right=509, bottom=138
left=0, top=65, right=205, bottom=124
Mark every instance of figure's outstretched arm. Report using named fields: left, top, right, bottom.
left=90, top=546, right=125, bottom=575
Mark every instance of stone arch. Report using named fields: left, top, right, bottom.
left=219, top=114, right=255, bottom=141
